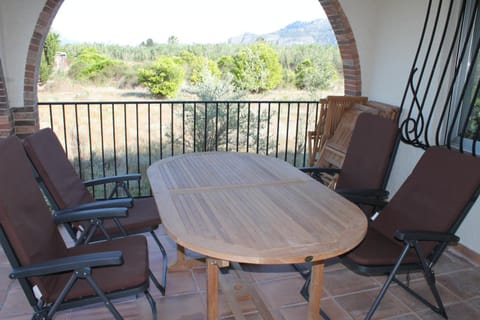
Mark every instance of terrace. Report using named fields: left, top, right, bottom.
left=1, top=0, right=480, bottom=319
left=0, top=226, right=478, bottom=320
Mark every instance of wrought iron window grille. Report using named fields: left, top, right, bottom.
left=399, top=0, right=480, bottom=156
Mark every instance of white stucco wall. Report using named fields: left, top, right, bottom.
left=339, top=0, right=480, bottom=253
left=0, top=0, right=45, bottom=108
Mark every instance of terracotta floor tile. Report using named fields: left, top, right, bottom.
left=222, top=312, right=262, bottom=320
left=160, top=269, right=198, bottom=297
left=467, top=296, right=480, bottom=312
left=433, top=248, right=477, bottom=274
left=280, top=298, right=353, bottom=320
left=0, top=264, right=13, bottom=307
left=436, top=268, right=480, bottom=299
left=387, top=279, right=460, bottom=312
left=156, top=293, right=205, bottom=320
left=0, top=286, right=32, bottom=318
left=323, top=267, right=380, bottom=296
left=334, top=289, right=411, bottom=320
left=256, top=277, right=308, bottom=310
left=383, top=314, right=421, bottom=320
left=416, top=301, right=480, bottom=320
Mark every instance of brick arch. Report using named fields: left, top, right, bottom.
left=19, top=0, right=361, bottom=136
left=0, top=58, right=12, bottom=138
left=16, top=0, right=63, bottom=137
left=319, top=0, right=362, bottom=96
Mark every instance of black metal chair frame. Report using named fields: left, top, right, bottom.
left=0, top=209, right=157, bottom=320
left=28, top=159, right=168, bottom=296
left=301, top=149, right=480, bottom=320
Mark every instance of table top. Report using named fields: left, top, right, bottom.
left=147, top=152, right=367, bottom=264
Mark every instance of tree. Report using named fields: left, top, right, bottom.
left=294, top=57, right=337, bottom=93
left=167, top=35, right=179, bottom=45
left=68, top=47, right=122, bottom=82
left=137, top=55, right=184, bottom=98
left=231, top=43, right=283, bottom=93
left=176, top=69, right=272, bottom=153
left=179, top=50, right=220, bottom=85
left=39, top=32, right=60, bottom=83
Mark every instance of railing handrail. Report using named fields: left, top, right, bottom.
left=38, top=99, right=322, bottom=198
left=39, top=99, right=320, bottom=105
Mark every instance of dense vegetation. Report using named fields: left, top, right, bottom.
left=42, top=34, right=342, bottom=100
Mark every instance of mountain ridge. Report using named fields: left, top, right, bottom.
left=227, top=19, right=336, bottom=45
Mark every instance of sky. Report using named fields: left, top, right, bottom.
left=51, top=0, right=326, bottom=45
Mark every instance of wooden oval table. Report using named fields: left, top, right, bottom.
left=147, top=152, right=367, bottom=320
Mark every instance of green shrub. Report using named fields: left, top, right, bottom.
left=68, top=47, right=121, bottom=82
left=137, top=55, right=184, bottom=98
left=231, top=43, right=283, bottom=93
left=294, top=57, right=337, bottom=91
left=180, top=50, right=220, bottom=85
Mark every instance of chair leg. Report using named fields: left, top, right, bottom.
left=364, top=243, right=411, bottom=320
left=145, top=290, right=157, bottom=320
left=150, top=230, right=168, bottom=295
left=85, top=274, right=123, bottom=320
left=409, top=241, right=447, bottom=318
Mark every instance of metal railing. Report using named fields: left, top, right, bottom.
left=38, top=100, right=321, bottom=198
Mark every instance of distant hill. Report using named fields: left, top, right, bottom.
left=227, top=19, right=336, bottom=45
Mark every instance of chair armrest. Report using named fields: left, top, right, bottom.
left=394, top=230, right=460, bottom=243
left=58, top=198, right=134, bottom=212
left=53, top=207, right=128, bottom=224
left=341, top=194, right=389, bottom=209
left=336, top=188, right=389, bottom=199
left=9, top=251, right=123, bottom=279
left=83, top=174, right=142, bottom=187
left=298, top=167, right=341, bottom=174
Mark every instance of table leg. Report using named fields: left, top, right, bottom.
left=206, top=258, right=229, bottom=320
left=307, top=261, right=324, bottom=320
left=168, top=244, right=205, bottom=271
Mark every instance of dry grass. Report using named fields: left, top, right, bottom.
left=37, top=82, right=343, bottom=197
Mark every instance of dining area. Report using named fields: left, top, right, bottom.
left=2, top=125, right=480, bottom=320
left=147, top=151, right=368, bottom=320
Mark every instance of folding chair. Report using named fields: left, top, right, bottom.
left=298, top=113, right=399, bottom=302
left=0, top=135, right=157, bottom=320
left=23, top=127, right=167, bottom=294
left=306, top=146, right=480, bottom=319
left=307, top=97, right=399, bottom=187
left=302, top=112, right=399, bottom=215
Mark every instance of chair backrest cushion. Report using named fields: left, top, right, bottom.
left=23, top=128, right=95, bottom=209
left=373, top=147, right=480, bottom=253
left=0, top=135, right=68, bottom=294
left=336, top=113, right=398, bottom=190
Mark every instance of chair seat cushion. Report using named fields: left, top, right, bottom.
left=43, top=235, right=149, bottom=303
left=344, top=225, right=418, bottom=268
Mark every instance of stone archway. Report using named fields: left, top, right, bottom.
left=13, top=0, right=63, bottom=138
left=18, top=0, right=362, bottom=136
left=0, top=59, right=12, bottom=137
left=319, top=0, right=361, bottom=96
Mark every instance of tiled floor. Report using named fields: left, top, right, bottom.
left=1, top=226, right=480, bottom=320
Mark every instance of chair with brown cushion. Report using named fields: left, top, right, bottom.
left=307, top=147, right=480, bottom=319
left=348, top=147, right=480, bottom=319
left=302, top=112, right=400, bottom=215
left=22, top=127, right=167, bottom=294
left=0, top=135, right=157, bottom=320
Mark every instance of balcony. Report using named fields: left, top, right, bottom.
left=0, top=99, right=479, bottom=319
